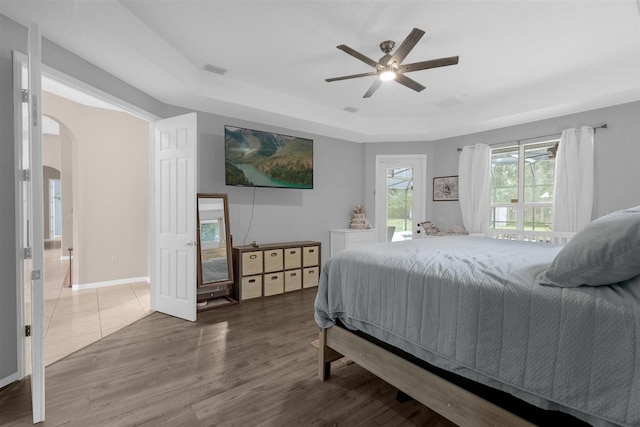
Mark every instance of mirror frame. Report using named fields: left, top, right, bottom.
left=196, top=193, right=234, bottom=294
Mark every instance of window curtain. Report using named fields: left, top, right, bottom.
left=218, top=217, right=226, bottom=246
left=552, top=126, right=594, bottom=232
left=458, top=144, right=491, bottom=234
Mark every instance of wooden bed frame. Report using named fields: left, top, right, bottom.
left=318, top=327, right=536, bottom=427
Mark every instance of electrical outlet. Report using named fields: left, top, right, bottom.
left=111, top=255, right=119, bottom=264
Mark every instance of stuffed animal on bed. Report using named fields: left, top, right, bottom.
left=418, top=222, right=469, bottom=236
left=418, top=221, right=441, bottom=236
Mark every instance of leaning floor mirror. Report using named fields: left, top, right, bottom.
left=196, top=193, right=237, bottom=309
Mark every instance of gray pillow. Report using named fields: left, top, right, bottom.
left=538, top=205, right=640, bottom=287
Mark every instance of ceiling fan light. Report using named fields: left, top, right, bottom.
left=379, top=70, right=396, bottom=81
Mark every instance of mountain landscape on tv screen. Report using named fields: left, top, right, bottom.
left=225, top=126, right=313, bottom=189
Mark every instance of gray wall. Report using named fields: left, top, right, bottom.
left=197, top=112, right=365, bottom=265
left=364, top=101, right=640, bottom=232
left=429, top=101, right=640, bottom=230
left=0, top=13, right=24, bottom=384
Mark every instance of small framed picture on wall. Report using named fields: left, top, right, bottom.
left=433, top=176, right=459, bottom=201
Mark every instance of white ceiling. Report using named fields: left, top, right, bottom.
left=2, top=0, right=639, bottom=143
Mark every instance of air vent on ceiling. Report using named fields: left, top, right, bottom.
left=343, top=106, right=358, bottom=113
left=204, top=63, right=227, bottom=76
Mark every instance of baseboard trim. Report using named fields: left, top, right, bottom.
left=0, top=372, right=21, bottom=390
left=72, top=276, right=150, bottom=290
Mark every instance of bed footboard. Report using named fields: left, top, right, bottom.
left=318, top=327, right=535, bottom=427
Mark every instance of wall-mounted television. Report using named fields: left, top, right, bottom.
left=225, top=125, right=313, bottom=189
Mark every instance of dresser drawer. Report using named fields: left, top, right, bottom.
left=264, top=249, right=283, bottom=273
left=302, top=246, right=319, bottom=267
left=284, top=247, right=301, bottom=270
left=284, top=269, right=302, bottom=292
left=346, top=229, right=376, bottom=243
left=302, top=267, right=319, bottom=288
left=241, top=275, right=262, bottom=300
left=242, top=251, right=263, bottom=276
left=264, top=272, right=284, bottom=296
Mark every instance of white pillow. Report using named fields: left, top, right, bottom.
left=538, top=206, right=640, bottom=287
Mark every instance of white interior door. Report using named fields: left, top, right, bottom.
left=151, top=113, right=197, bottom=322
left=375, top=155, right=427, bottom=242
left=26, top=23, right=46, bottom=424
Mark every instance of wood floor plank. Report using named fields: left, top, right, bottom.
left=0, top=289, right=454, bottom=426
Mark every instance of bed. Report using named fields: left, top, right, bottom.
left=315, top=207, right=640, bottom=427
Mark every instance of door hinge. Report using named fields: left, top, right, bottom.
left=21, top=89, right=28, bottom=103
left=25, top=325, right=31, bottom=337
left=21, top=169, right=30, bottom=182
left=24, top=247, right=32, bottom=259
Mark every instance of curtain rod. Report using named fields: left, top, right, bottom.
left=456, top=123, right=607, bottom=152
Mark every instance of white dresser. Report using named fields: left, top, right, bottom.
left=330, top=228, right=378, bottom=257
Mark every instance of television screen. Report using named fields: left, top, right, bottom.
left=225, top=125, right=313, bottom=189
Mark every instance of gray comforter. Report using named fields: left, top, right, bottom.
left=314, top=236, right=640, bottom=427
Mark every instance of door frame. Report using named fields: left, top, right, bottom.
left=6, top=51, right=26, bottom=392
left=374, top=154, right=427, bottom=242
left=28, top=24, right=45, bottom=423
left=12, top=50, right=170, bottom=423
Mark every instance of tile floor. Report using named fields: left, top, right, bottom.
left=25, top=245, right=151, bottom=372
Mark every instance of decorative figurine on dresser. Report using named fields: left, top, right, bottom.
left=349, top=205, right=371, bottom=230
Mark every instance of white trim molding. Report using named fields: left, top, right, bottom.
left=71, top=276, right=150, bottom=290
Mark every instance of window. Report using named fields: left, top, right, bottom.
left=200, top=220, right=220, bottom=243
left=490, top=140, right=558, bottom=231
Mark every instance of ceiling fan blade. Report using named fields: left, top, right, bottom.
left=399, top=56, right=459, bottom=73
left=386, top=28, right=425, bottom=66
left=363, top=79, right=382, bottom=98
left=337, top=45, right=380, bottom=69
left=394, top=74, right=425, bottom=92
left=325, top=71, right=378, bottom=82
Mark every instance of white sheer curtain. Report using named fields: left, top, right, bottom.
left=552, top=126, right=594, bottom=232
left=458, top=143, right=491, bottom=234
left=218, top=217, right=226, bottom=246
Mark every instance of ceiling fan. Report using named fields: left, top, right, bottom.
left=325, top=28, right=459, bottom=98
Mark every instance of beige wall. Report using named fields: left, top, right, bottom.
left=43, top=92, right=149, bottom=285
left=42, top=133, right=61, bottom=170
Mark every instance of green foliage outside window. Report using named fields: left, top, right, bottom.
left=200, top=222, right=220, bottom=242
left=387, top=168, right=413, bottom=233
left=490, top=142, right=557, bottom=231
left=387, top=188, right=413, bottom=232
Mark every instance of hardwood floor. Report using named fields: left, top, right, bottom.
left=0, top=288, right=455, bottom=426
